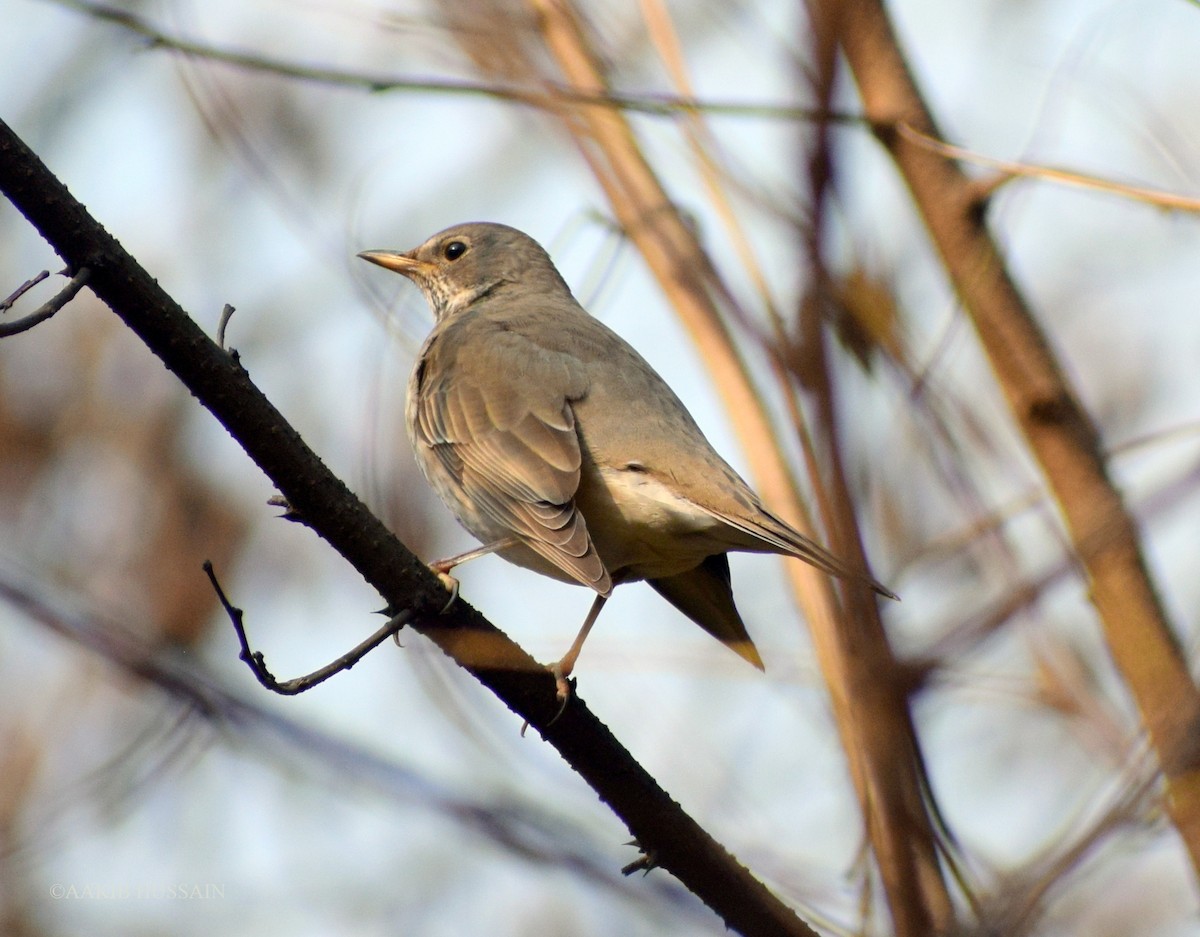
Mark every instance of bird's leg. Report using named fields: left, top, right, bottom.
left=550, top=594, right=608, bottom=701
left=428, top=537, right=519, bottom=612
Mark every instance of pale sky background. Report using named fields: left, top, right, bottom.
left=3, top=1, right=1200, bottom=935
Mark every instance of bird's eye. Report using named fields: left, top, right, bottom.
left=443, top=240, right=467, bottom=261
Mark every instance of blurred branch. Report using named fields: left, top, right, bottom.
left=973, top=756, right=1159, bottom=935
left=636, top=0, right=785, bottom=325
left=53, top=0, right=1200, bottom=219
left=796, top=5, right=959, bottom=932
left=910, top=424, right=1200, bottom=695
left=898, top=124, right=1200, bottom=214
left=0, top=116, right=815, bottom=937
left=520, top=2, right=954, bottom=933
left=0, top=571, right=706, bottom=923
left=0, top=267, right=90, bottom=337
left=52, top=0, right=844, bottom=122
left=827, top=0, right=1200, bottom=877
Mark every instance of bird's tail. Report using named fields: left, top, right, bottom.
left=648, top=554, right=765, bottom=669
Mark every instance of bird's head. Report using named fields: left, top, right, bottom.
left=358, top=222, right=570, bottom=321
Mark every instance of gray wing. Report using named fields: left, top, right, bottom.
left=413, top=331, right=612, bottom=595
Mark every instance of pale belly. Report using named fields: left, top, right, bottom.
left=572, top=463, right=728, bottom=582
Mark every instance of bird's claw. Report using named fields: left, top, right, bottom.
left=430, top=568, right=459, bottom=614
left=517, top=667, right=575, bottom=736
left=551, top=661, right=575, bottom=702
left=543, top=663, right=576, bottom=726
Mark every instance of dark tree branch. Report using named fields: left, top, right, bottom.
left=0, top=116, right=817, bottom=937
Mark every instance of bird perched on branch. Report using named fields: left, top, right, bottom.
left=359, top=222, right=894, bottom=698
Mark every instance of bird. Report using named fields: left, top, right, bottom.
left=359, top=222, right=894, bottom=697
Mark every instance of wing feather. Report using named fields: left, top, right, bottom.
left=699, top=501, right=896, bottom=599
left=412, top=332, right=611, bottom=594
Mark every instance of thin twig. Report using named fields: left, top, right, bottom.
left=0, top=267, right=90, bottom=337
left=898, top=122, right=1200, bottom=214
left=216, top=303, right=235, bottom=351
left=54, top=0, right=853, bottom=124
left=202, top=560, right=411, bottom=695
left=0, top=269, right=48, bottom=311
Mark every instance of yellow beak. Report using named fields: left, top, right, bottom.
left=356, top=250, right=428, bottom=276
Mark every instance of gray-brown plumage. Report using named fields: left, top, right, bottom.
left=359, top=222, right=894, bottom=689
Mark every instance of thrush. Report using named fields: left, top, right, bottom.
left=359, top=222, right=894, bottom=696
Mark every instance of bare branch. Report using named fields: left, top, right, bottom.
left=898, top=123, right=1200, bottom=214
left=202, top=561, right=412, bottom=696
left=830, top=0, right=1200, bottom=877
left=0, top=571, right=705, bottom=918
left=0, top=267, right=90, bottom=337
left=0, top=269, right=48, bottom=310
left=53, top=0, right=850, bottom=123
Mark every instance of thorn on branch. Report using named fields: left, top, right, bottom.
left=267, top=493, right=304, bottom=523
left=0, top=267, right=91, bottom=338
left=203, top=559, right=412, bottom=695
left=372, top=603, right=407, bottom=648
left=621, top=840, right=660, bottom=876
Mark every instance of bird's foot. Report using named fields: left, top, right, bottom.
left=517, top=666, right=575, bottom=737
left=425, top=540, right=516, bottom=614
